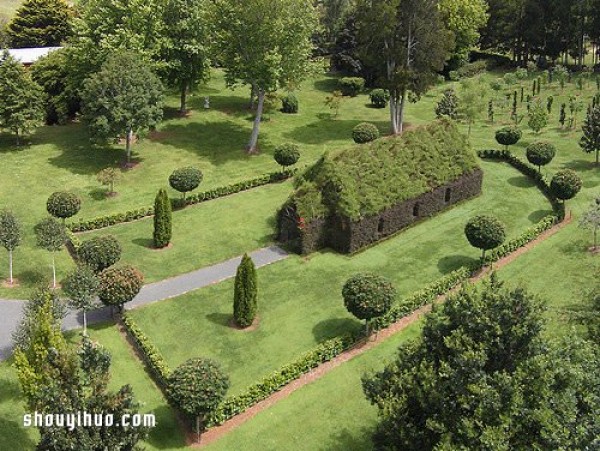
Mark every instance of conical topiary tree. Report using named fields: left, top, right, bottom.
left=153, top=189, right=172, bottom=248
left=233, top=253, right=257, bottom=328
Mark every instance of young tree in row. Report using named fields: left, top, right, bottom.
left=213, top=0, right=319, bottom=153
left=34, top=217, right=66, bottom=289
left=464, top=214, right=506, bottom=262
left=362, top=276, right=600, bottom=449
left=528, top=99, right=548, bottom=134
left=434, top=88, right=459, bottom=120
left=0, top=209, right=21, bottom=285
left=161, top=0, right=213, bottom=113
left=233, top=253, right=258, bottom=328
left=97, top=167, right=121, bottom=196
left=579, top=200, right=600, bottom=250
left=580, top=105, right=600, bottom=165
left=342, top=273, right=395, bottom=336
left=0, top=50, right=45, bottom=145
left=62, top=265, right=99, bottom=335
left=98, top=264, right=144, bottom=314
left=7, top=0, right=72, bottom=48
left=81, top=51, right=164, bottom=166
left=168, top=357, right=230, bottom=441
left=458, top=77, right=487, bottom=138
left=355, top=0, right=453, bottom=134
left=153, top=189, right=172, bottom=248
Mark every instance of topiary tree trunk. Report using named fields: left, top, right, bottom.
left=153, top=189, right=172, bottom=248
left=233, top=253, right=257, bottom=327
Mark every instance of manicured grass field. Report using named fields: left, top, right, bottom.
left=81, top=180, right=292, bottom=283
left=127, top=158, right=550, bottom=394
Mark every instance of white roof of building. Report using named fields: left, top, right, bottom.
left=6, top=47, right=62, bottom=64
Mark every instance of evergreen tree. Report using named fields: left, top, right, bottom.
left=559, top=103, right=566, bottom=128
left=434, top=88, right=459, bottom=120
left=7, top=0, right=72, bottom=48
left=153, top=189, right=172, bottom=248
left=233, top=253, right=258, bottom=328
left=0, top=50, right=45, bottom=145
left=580, top=105, right=600, bottom=165
left=528, top=99, right=548, bottom=134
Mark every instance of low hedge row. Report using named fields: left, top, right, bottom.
left=121, top=313, right=171, bottom=387
left=67, top=168, right=297, bottom=233
left=477, top=148, right=565, bottom=220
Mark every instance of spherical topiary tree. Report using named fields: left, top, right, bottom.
left=550, top=169, right=582, bottom=207
left=233, top=253, right=257, bottom=328
left=98, top=264, right=143, bottom=314
left=153, top=188, right=172, bottom=248
left=273, top=143, right=300, bottom=168
left=281, top=92, right=298, bottom=114
left=168, top=357, right=230, bottom=441
left=168, top=167, right=203, bottom=201
left=370, top=89, right=390, bottom=108
left=495, top=126, right=522, bottom=151
left=342, top=273, right=396, bottom=335
left=77, top=235, right=122, bottom=272
left=464, top=215, right=506, bottom=261
left=352, top=122, right=380, bottom=144
left=46, top=191, right=81, bottom=222
left=526, top=141, right=556, bottom=173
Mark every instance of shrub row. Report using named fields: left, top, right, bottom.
left=477, top=148, right=565, bottom=219
left=121, top=314, right=171, bottom=387
left=67, top=168, right=297, bottom=232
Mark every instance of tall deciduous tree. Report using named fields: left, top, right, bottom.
left=580, top=105, right=600, bottom=165
left=81, top=51, right=163, bottom=165
left=34, top=217, right=66, bottom=289
left=161, top=0, right=213, bottom=113
left=0, top=50, right=45, bottom=145
left=7, top=0, right=72, bottom=48
left=0, top=209, right=21, bottom=285
left=355, top=0, right=453, bottom=134
left=363, top=276, right=600, bottom=450
left=214, top=0, right=318, bottom=153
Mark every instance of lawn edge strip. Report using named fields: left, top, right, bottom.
left=67, top=167, right=298, bottom=233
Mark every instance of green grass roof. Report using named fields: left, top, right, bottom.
left=292, top=119, right=480, bottom=220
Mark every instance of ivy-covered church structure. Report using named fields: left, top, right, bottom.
left=277, top=119, right=483, bottom=254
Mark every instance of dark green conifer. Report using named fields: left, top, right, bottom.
left=153, top=189, right=172, bottom=248
left=233, top=253, right=258, bottom=328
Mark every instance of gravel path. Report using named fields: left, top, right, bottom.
left=0, top=246, right=288, bottom=360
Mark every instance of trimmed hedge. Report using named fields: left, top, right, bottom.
left=67, top=168, right=297, bottom=233
left=121, top=314, right=171, bottom=386
left=339, top=77, right=365, bottom=97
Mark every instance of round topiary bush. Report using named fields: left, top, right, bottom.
left=98, top=264, right=144, bottom=312
left=168, top=357, right=230, bottom=435
left=550, top=169, right=582, bottom=203
left=339, top=77, right=365, bottom=97
left=281, top=92, right=298, bottom=114
left=369, top=89, right=389, bottom=108
left=169, top=167, right=203, bottom=200
left=464, top=215, right=506, bottom=260
left=46, top=191, right=82, bottom=221
left=273, top=143, right=300, bottom=168
left=495, top=126, right=522, bottom=150
left=526, top=141, right=556, bottom=172
left=342, top=273, right=396, bottom=334
left=352, top=122, right=380, bottom=144
left=77, top=235, right=122, bottom=272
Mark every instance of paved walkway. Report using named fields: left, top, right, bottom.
left=0, top=246, right=288, bottom=360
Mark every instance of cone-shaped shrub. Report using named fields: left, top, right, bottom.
left=233, top=253, right=257, bottom=327
left=153, top=188, right=172, bottom=248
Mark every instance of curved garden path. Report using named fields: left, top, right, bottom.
left=0, top=245, right=289, bottom=360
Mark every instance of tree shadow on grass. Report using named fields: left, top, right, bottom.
left=437, top=254, right=478, bottom=274
left=528, top=209, right=554, bottom=222
left=149, top=121, right=266, bottom=165
left=145, top=404, right=187, bottom=450
left=0, top=418, right=37, bottom=451
left=323, top=425, right=376, bottom=451
left=313, top=76, right=341, bottom=93
left=312, top=317, right=361, bottom=342
left=132, top=238, right=154, bottom=249
left=563, top=159, right=598, bottom=173
left=507, top=175, right=536, bottom=188
left=284, top=119, right=390, bottom=145
left=205, top=312, right=231, bottom=327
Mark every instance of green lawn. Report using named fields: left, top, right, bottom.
left=127, top=157, right=550, bottom=395
left=81, top=180, right=292, bottom=283
left=0, top=0, right=19, bottom=20
left=206, top=321, right=423, bottom=451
